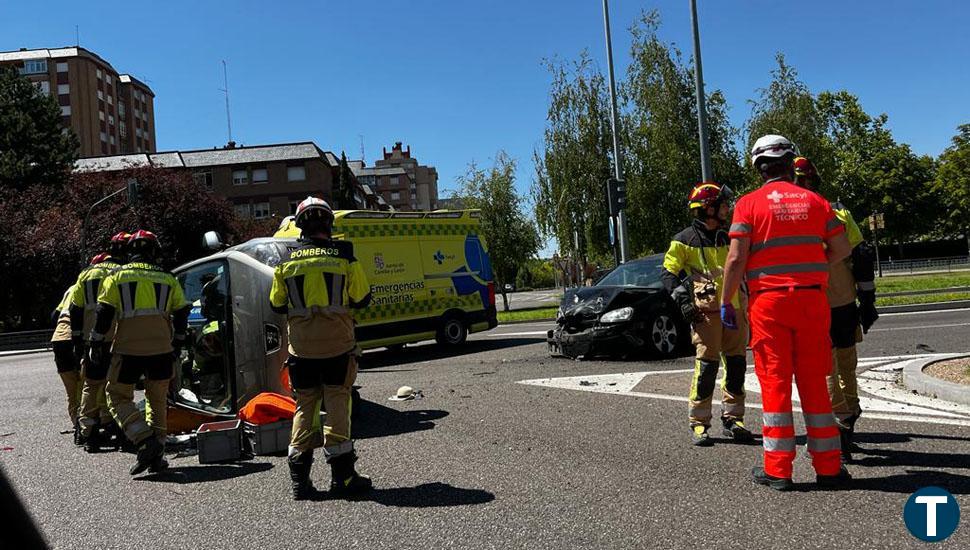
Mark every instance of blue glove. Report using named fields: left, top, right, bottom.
left=720, top=303, right=738, bottom=330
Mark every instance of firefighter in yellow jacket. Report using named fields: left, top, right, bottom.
left=91, top=230, right=189, bottom=475
left=50, top=282, right=82, bottom=434
left=793, top=157, right=878, bottom=461
left=71, top=233, right=128, bottom=452
left=662, top=182, right=753, bottom=446
left=270, top=196, right=373, bottom=500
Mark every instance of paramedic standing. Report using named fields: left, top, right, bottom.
left=270, top=196, right=373, bottom=500
left=720, top=135, right=853, bottom=491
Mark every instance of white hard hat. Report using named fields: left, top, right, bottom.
left=750, top=134, right=797, bottom=166
left=388, top=385, right=417, bottom=401
left=294, top=196, right=334, bottom=229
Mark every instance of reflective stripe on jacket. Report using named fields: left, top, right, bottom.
left=70, top=261, right=120, bottom=339
left=661, top=219, right=740, bottom=310
left=97, top=262, right=188, bottom=355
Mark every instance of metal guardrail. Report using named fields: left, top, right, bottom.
left=880, top=256, right=970, bottom=274
left=0, top=329, right=54, bottom=352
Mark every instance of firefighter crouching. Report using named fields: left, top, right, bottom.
left=91, top=230, right=190, bottom=475
left=50, top=282, right=82, bottom=434
left=792, top=157, right=878, bottom=462
left=721, top=135, right=854, bottom=490
left=71, top=232, right=128, bottom=452
left=270, top=196, right=373, bottom=500
left=662, top=182, right=753, bottom=446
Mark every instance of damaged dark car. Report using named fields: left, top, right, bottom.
left=547, top=254, right=689, bottom=360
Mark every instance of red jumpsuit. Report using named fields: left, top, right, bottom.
left=729, top=180, right=845, bottom=478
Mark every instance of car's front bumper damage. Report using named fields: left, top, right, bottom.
left=546, top=321, right=644, bottom=359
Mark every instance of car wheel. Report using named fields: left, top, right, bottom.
left=647, top=311, right=680, bottom=358
left=436, top=314, right=467, bottom=346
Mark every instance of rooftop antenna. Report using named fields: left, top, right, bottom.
left=219, top=60, right=233, bottom=144
left=358, top=135, right=365, bottom=163
left=75, top=25, right=80, bottom=47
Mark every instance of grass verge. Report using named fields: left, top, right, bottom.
left=876, top=292, right=970, bottom=307
left=497, top=307, right=558, bottom=324
left=876, top=272, right=970, bottom=293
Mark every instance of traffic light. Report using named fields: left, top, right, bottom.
left=126, top=178, right=140, bottom=206
left=607, top=178, right=626, bottom=216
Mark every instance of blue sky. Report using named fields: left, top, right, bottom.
left=4, top=1, right=967, bottom=229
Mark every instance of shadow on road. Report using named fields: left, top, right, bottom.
left=360, top=338, right=544, bottom=369
left=850, top=431, right=970, bottom=471
left=354, top=398, right=448, bottom=440
left=849, top=470, right=970, bottom=494
left=136, top=462, right=273, bottom=484
left=312, top=482, right=495, bottom=507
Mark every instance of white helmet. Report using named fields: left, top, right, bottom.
left=750, top=134, right=797, bottom=167
left=294, top=196, right=334, bottom=230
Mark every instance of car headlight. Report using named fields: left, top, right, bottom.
left=599, top=306, right=633, bottom=324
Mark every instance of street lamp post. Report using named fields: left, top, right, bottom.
left=689, top=0, right=713, bottom=182
left=602, top=0, right=630, bottom=263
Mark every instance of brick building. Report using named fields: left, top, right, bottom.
left=75, top=141, right=388, bottom=219
left=351, top=142, right=439, bottom=211
left=0, top=46, right=156, bottom=156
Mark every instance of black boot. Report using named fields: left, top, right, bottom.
left=73, top=420, right=84, bottom=446
left=129, top=437, right=164, bottom=475
left=101, top=421, right=124, bottom=450
left=328, top=452, right=372, bottom=496
left=84, top=424, right=103, bottom=453
left=288, top=450, right=316, bottom=501
left=839, top=427, right=853, bottom=464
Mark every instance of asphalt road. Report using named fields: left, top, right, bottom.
left=1, top=308, right=969, bottom=549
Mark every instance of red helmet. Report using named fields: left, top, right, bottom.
left=109, top=231, right=131, bottom=256
left=688, top=182, right=733, bottom=210
left=90, top=253, right=110, bottom=265
left=128, top=229, right=160, bottom=259
left=294, top=196, right=334, bottom=230
left=793, top=156, right=820, bottom=188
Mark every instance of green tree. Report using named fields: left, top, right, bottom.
left=933, top=124, right=970, bottom=252
left=532, top=51, right=615, bottom=266
left=0, top=66, right=79, bottom=191
left=621, top=10, right=744, bottom=255
left=334, top=152, right=358, bottom=209
left=456, top=152, right=540, bottom=311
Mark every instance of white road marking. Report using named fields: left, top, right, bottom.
left=880, top=307, right=969, bottom=317
left=518, top=354, right=970, bottom=427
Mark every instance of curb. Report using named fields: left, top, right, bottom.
left=498, top=317, right=556, bottom=326
left=0, top=348, right=51, bottom=358
left=878, top=300, right=970, bottom=314
left=902, top=353, right=970, bottom=406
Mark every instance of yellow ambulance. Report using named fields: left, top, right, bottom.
left=274, top=209, right=498, bottom=348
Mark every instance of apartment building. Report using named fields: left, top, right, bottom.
left=75, top=141, right=388, bottom=219
left=351, top=142, right=439, bottom=211
left=0, top=46, right=156, bottom=156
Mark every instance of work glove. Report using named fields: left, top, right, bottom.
left=88, top=341, right=107, bottom=367
left=720, top=303, right=738, bottom=330
left=857, top=290, right=879, bottom=334
left=671, top=284, right=700, bottom=324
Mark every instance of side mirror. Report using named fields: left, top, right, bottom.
left=203, top=231, right=224, bottom=251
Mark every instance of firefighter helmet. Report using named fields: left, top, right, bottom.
left=128, top=229, right=160, bottom=260
left=688, top=182, right=734, bottom=210
left=294, top=196, right=334, bottom=231
left=793, top=156, right=820, bottom=189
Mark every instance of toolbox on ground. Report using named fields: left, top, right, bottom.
left=244, top=419, right=292, bottom=455
left=196, top=419, right=243, bottom=463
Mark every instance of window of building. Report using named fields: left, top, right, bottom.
left=20, top=59, right=47, bottom=75
left=390, top=176, right=399, bottom=186
left=108, top=115, right=115, bottom=125
left=193, top=171, right=213, bottom=191
left=287, top=165, right=306, bottom=182
left=118, top=101, right=125, bottom=117
left=391, top=191, right=401, bottom=201
left=234, top=204, right=251, bottom=218
left=61, top=105, right=71, bottom=116
left=107, top=94, right=113, bottom=105
left=34, top=81, right=50, bottom=95
left=109, top=135, right=115, bottom=145
left=410, top=193, right=417, bottom=200
left=56, top=83, right=69, bottom=95
left=119, top=122, right=127, bottom=138
left=232, top=170, right=248, bottom=186
left=142, top=110, right=148, bottom=121
left=56, top=62, right=68, bottom=73
left=96, top=68, right=102, bottom=79
left=97, top=90, right=104, bottom=100
left=99, top=111, right=105, bottom=121
left=135, top=127, right=142, bottom=138
left=106, top=75, right=112, bottom=86
left=252, top=202, right=271, bottom=220
left=252, top=168, right=268, bottom=184
left=100, top=131, right=107, bottom=143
